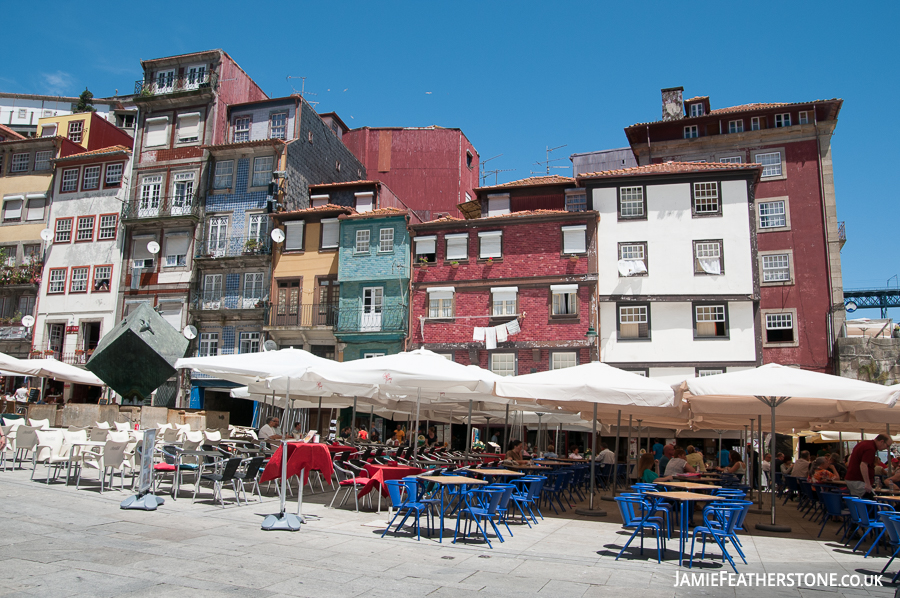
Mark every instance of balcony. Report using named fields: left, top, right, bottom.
left=268, top=303, right=339, bottom=328
left=190, top=290, right=269, bottom=313
left=838, top=220, right=847, bottom=249
left=134, top=71, right=218, bottom=97
left=0, top=261, right=42, bottom=287
left=0, top=325, right=31, bottom=341
left=122, top=195, right=200, bottom=221
left=32, top=350, right=90, bottom=365
left=196, top=235, right=272, bottom=260
left=265, top=303, right=406, bottom=334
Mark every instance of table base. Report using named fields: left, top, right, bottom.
left=261, top=512, right=303, bottom=531
left=120, top=493, right=164, bottom=511
left=574, top=508, right=607, bottom=517
left=755, top=523, right=791, bottom=532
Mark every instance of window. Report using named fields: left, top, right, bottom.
left=184, top=64, right=207, bottom=89
left=364, top=352, right=386, bottom=359
left=54, top=218, right=73, bottom=243
left=618, top=186, right=645, bottom=219
left=2, top=248, right=15, bottom=266
left=761, top=252, right=792, bottom=283
left=176, top=112, right=201, bottom=143
left=199, top=332, right=219, bottom=357
left=25, top=197, right=45, bottom=221
left=243, top=272, right=265, bottom=307
left=551, top=352, right=577, bottom=370
left=164, top=232, right=190, bottom=267
left=490, top=353, right=516, bottom=377
left=144, top=116, right=168, bottom=147
left=172, top=172, right=194, bottom=215
left=445, top=233, right=468, bottom=261
left=751, top=117, right=762, bottom=131
left=47, top=323, right=64, bottom=353
left=491, top=287, right=517, bottom=317
left=233, top=117, right=250, bottom=143
left=799, top=111, right=809, bottom=125
left=138, top=175, right=163, bottom=217
left=759, top=199, right=787, bottom=229
left=561, top=225, right=587, bottom=254
left=40, top=124, right=57, bottom=137
left=33, top=151, right=51, bottom=171
left=67, top=121, right=84, bottom=143
left=61, top=168, right=79, bottom=192
left=427, top=287, right=454, bottom=318
left=565, top=190, right=587, bottom=212
left=719, top=156, right=742, bottom=164
left=755, top=151, right=783, bottom=178
left=155, top=69, right=175, bottom=93
left=728, top=120, right=744, bottom=134
left=82, top=165, right=101, bottom=190
left=104, top=163, right=123, bottom=187
left=48, top=268, right=67, bottom=294
left=692, top=182, right=720, bottom=216
left=684, top=125, right=699, bottom=139
left=618, top=304, right=649, bottom=339
left=98, top=214, right=117, bottom=240
left=624, top=368, right=648, bottom=377
left=10, top=153, right=29, bottom=173
left=284, top=221, right=304, bottom=251
left=697, top=369, right=725, bottom=377
left=355, top=192, right=374, bottom=213
left=206, top=216, right=228, bottom=257
left=775, top=113, right=791, bottom=128
left=320, top=218, right=339, bottom=249
left=201, top=274, right=223, bottom=309
left=379, top=228, right=394, bottom=252
left=478, top=231, right=502, bottom=259
left=18, top=295, right=35, bottom=317
left=116, top=114, right=135, bottom=129
left=70, top=267, right=89, bottom=293
left=310, top=194, right=329, bottom=208
left=252, top=156, right=273, bottom=187
left=23, top=245, right=41, bottom=264
left=413, top=234, right=435, bottom=262
left=355, top=229, right=371, bottom=254
left=92, top=265, right=112, bottom=292
left=466, top=150, right=474, bottom=169
left=76, top=216, right=95, bottom=241
left=239, top=332, right=261, bottom=354
left=485, top=194, right=510, bottom=217
left=765, top=312, right=795, bottom=344
left=694, top=303, right=728, bottom=338
left=693, top=240, right=723, bottom=275
left=3, top=198, right=22, bottom=222
left=132, top=236, right=155, bottom=269
left=335, top=160, right=341, bottom=172
left=689, top=104, right=704, bottom=117
left=550, top=284, right=578, bottom=316
left=248, top=213, right=268, bottom=245
left=213, top=160, right=234, bottom=189
left=17, top=109, right=26, bottom=119
left=617, top=242, right=648, bottom=276
left=270, top=112, right=287, bottom=140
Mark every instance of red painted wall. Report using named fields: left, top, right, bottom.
left=85, top=113, right=134, bottom=151
left=211, top=53, right=268, bottom=145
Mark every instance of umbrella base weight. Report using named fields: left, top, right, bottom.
left=575, top=508, right=607, bottom=517
left=600, top=495, right=616, bottom=502
left=261, top=513, right=303, bottom=531
left=748, top=508, right=768, bottom=515
left=755, top=523, right=791, bottom=533
left=120, top=494, right=164, bottom=511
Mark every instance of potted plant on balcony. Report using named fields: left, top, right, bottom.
left=450, top=261, right=459, bottom=269
left=485, top=257, right=494, bottom=266
left=569, top=254, right=580, bottom=263
left=244, top=238, right=259, bottom=255
left=418, top=256, right=429, bottom=270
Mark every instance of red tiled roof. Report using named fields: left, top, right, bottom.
left=53, top=145, right=131, bottom=161
left=628, top=98, right=841, bottom=127
left=274, top=204, right=355, bottom=218
left=309, top=180, right=378, bottom=189
left=203, top=139, right=285, bottom=150
left=342, top=207, right=407, bottom=220
left=578, top=161, right=762, bottom=180
left=482, top=209, right=571, bottom=219
left=476, top=175, right=575, bottom=192
left=421, top=214, right=465, bottom=224
left=0, top=124, right=25, bottom=141
left=684, top=96, right=709, bottom=103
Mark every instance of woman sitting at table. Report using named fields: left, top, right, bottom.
left=811, top=456, right=838, bottom=483
left=543, top=444, right=558, bottom=459
left=725, top=450, right=746, bottom=478
left=664, top=448, right=696, bottom=476
left=637, top=452, right=673, bottom=483
left=503, top=439, right=529, bottom=466
left=568, top=446, right=582, bottom=459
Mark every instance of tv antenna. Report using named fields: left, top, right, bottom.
left=286, top=76, right=318, bottom=107
left=531, top=144, right=569, bottom=175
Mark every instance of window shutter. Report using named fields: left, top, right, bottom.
left=158, top=302, right=183, bottom=330
left=445, top=234, right=468, bottom=260
left=426, top=286, right=455, bottom=300
left=355, top=192, right=374, bottom=213
left=414, top=236, right=436, bottom=255
left=321, top=219, right=339, bottom=248
left=562, top=225, right=587, bottom=254
left=25, top=198, right=46, bottom=221
left=4, top=199, right=23, bottom=220
left=311, top=194, right=329, bottom=207
left=165, top=232, right=190, bottom=257
left=41, top=124, right=57, bottom=138
left=145, top=117, right=168, bottom=147
left=487, top=195, right=510, bottom=217
left=176, top=113, right=200, bottom=141
left=490, top=287, right=518, bottom=302
left=133, top=236, right=154, bottom=261
left=550, top=284, right=578, bottom=293
left=478, top=231, right=502, bottom=258
left=284, top=222, right=304, bottom=250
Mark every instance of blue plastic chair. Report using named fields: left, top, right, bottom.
left=702, top=499, right=751, bottom=564
left=488, top=483, right=516, bottom=537
left=541, top=471, right=568, bottom=514
left=511, top=476, right=545, bottom=525
left=818, top=491, right=851, bottom=541
left=381, top=479, right=433, bottom=541
left=690, top=504, right=744, bottom=573
left=844, top=497, right=889, bottom=556
left=798, top=480, right=821, bottom=520
left=783, top=476, right=803, bottom=506
left=878, top=512, right=900, bottom=583
left=614, top=495, right=666, bottom=564
left=454, top=487, right=504, bottom=548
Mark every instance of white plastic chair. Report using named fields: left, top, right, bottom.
left=185, top=431, right=204, bottom=444
left=175, top=423, right=192, bottom=442
left=13, top=426, right=38, bottom=468
left=0, top=425, right=12, bottom=470
left=94, top=421, right=112, bottom=430
left=90, top=427, right=109, bottom=442
left=78, top=440, right=128, bottom=492
left=163, top=427, right=180, bottom=443
left=204, top=430, right=222, bottom=446
left=108, top=430, right=130, bottom=443
left=63, top=428, right=88, bottom=483
left=113, top=421, right=132, bottom=432
left=32, top=429, right=68, bottom=483
left=28, top=418, right=51, bottom=430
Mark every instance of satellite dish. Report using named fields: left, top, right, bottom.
left=147, top=241, right=160, bottom=254
left=182, top=325, right=198, bottom=340
left=263, top=340, right=278, bottom=352
left=21, top=315, right=34, bottom=328
left=271, top=228, right=285, bottom=243
left=40, top=229, right=53, bottom=242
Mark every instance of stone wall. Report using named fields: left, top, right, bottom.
left=18, top=404, right=230, bottom=430
left=836, top=337, right=900, bottom=385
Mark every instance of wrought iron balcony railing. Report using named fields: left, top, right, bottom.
left=268, top=303, right=338, bottom=328
left=134, top=71, right=218, bottom=96
left=190, top=290, right=269, bottom=312
left=122, top=195, right=200, bottom=220
left=196, top=235, right=272, bottom=259
left=838, top=220, right=847, bottom=249
left=0, top=261, right=42, bottom=287
left=0, top=325, right=31, bottom=341
left=335, top=305, right=407, bottom=334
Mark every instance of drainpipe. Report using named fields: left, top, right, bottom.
left=813, top=109, right=837, bottom=371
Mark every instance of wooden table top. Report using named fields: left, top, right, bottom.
left=876, top=494, right=900, bottom=502
left=655, top=481, right=722, bottom=491
left=673, top=477, right=722, bottom=484
left=512, top=465, right=551, bottom=470
left=417, top=475, right=489, bottom=486
left=535, top=461, right=569, bottom=466
left=465, top=468, right=524, bottom=476
left=645, top=491, right=722, bottom=502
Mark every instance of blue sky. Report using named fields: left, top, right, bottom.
left=4, top=1, right=897, bottom=317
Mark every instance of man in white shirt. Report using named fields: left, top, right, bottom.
left=14, top=384, right=29, bottom=403
left=596, top=442, right=616, bottom=465
left=259, top=417, right=283, bottom=442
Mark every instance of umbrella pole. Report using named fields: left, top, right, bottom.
left=888, top=424, right=893, bottom=477
left=351, top=396, right=358, bottom=442
left=758, top=414, right=764, bottom=508
left=411, top=388, right=421, bottom=462
left=748, top=419, right=754, bottom=491
left=636, top=419, right=642, bottom=465
left=466, top=399, right=473, bottom=454
left=602, top=409, right=622, bottom=502
left=576, top=402, right=606, bottom=516
left=717, top=431, right=723, bottom=468
left=316, top=397, right=322, bottom=440
left=756, top=397, right=791, bottom=533
left=748, top=417, right=765, bottom=515
left=625, top=415, right=633, bottom=483
left=261, top=377, right=301, bottom=531
left=839, top=431, right=843, bottom=460
left=556, top=424, right=560, bottom=455
left=503, top=404, right=510, bottom=451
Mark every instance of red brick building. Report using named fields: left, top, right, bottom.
left=409, top=177, right=598, bottom=375
left=624, top=88, right=844, bottom=372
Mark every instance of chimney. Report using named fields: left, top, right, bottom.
left=661, top=86, right=684, bottom=121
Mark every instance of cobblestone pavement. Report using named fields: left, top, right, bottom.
left=0, top=465, right=894, bottom=597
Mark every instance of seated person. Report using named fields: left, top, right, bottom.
left=543, top=444, right=558, bottom=459
left=664, top=448, right=696, bottom=476
left=829, top=453, right=847, bottom=479
left=259, top=417, right=283, bottom=442
left=685, top=445, right=706, bottom=472
left=291, top=422, right=303, bottom=439
left=725, top=450, right=746, bottom=477
left=503, top=439, right=529, bottom=466
left=811, top=456, right=838, bottom=483
left=637, top=453, right=673, bottom=483
left=568, top=446, right=583, bottom=459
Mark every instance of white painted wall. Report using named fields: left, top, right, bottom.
left=231, top=102, right=296, bottom=142
left=648, top=366, right=754, bottom=386
left=0, top=98, right=112, bottom=129
left=593, top=180, right=753, bottom=296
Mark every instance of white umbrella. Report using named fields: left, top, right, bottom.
left=685, top=363, right=900, bottom=532
left=15, top=358, right=105, bottom=386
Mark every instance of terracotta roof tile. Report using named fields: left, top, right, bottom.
left=309, top=180, right=378, bottom=189
left=0, top=124, right=25, bottom=141
left=578, top=161, right=762, bottom=180
left=481, top=209, right=571, bottom=219
left=476, top=175, right=575, bottom=192
left=421, top=214, right=465, bottom=224
left=53, top=145, right=131, bottom=161
left=203, top=139, right=285, bottom=150
left=274, top=204, right=355, bottom=217
left=343, top=207, right=407, bottom=219
left=684, top=96, right=709, bottom=102
left=628, top=98, right=841, bottom=127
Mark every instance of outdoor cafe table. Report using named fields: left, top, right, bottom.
left=416, top=475, right=488, bottom=543
left=463, top=468, right=524, bottom=482
left=511, top=464, right=552, bottom=471
left=644, top=491, right=722, bottom=566
left=326, top=444, right=356, bottom=454
left=359, top=463, right=426, bottom=512
left=655, top=481, right=721, bottom=492
left=66, top=440, right=106, bottom=484
left=173, top=449, right=224, bottom=499
left=670, top=477, right=724, bottom=485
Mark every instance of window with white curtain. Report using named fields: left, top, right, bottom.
left=491, top=287, right=517, bottom=317
left=427, top=287, right=454, bottom=318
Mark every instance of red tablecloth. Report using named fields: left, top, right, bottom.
left=357, top=463, right=425, bottom=498
left=260, top=442, right=334, bottom=485
left=326, top=444, right=356, bottom=454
